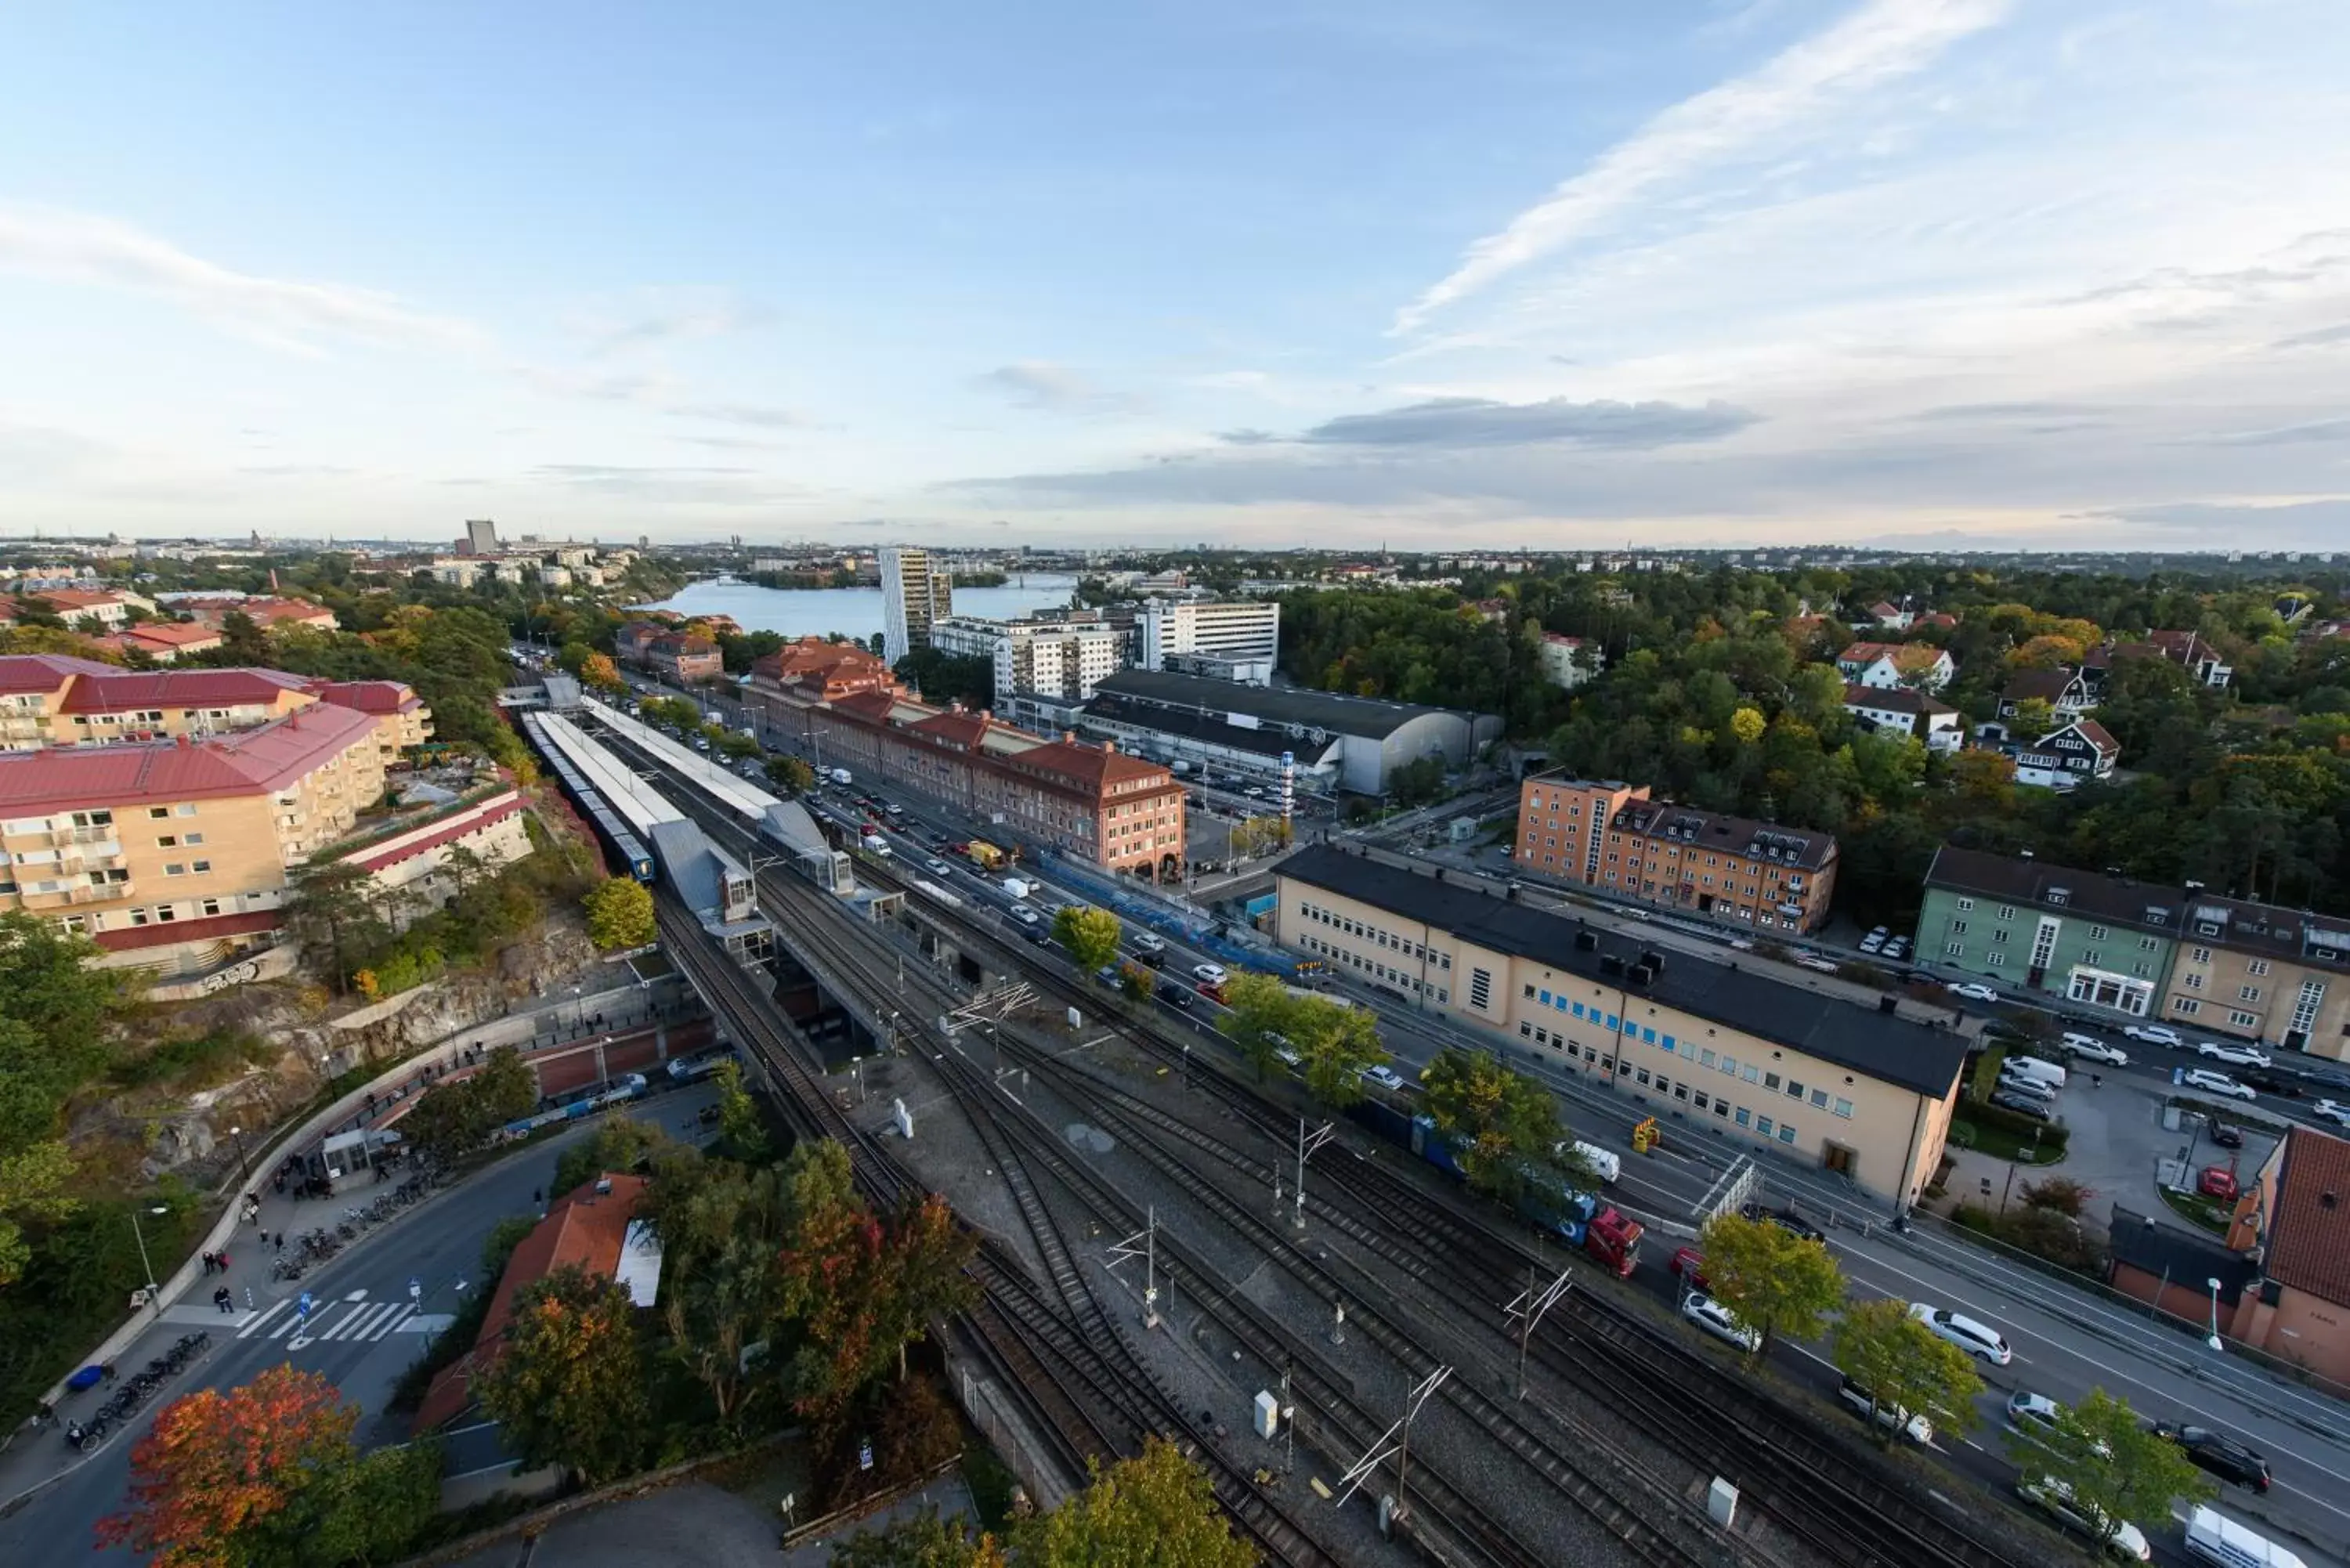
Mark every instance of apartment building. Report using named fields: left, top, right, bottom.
left=1842, top=684, right=1961, bottom=752
left=749, top=638, right=903, bottom=704
left=1514, top=775, right=1839, bottom=934
left=931, top=612, right=1125, bottom=703
left=1538, top=633, right=1603, bottom=691
left=32, top=588, right=153, bottom=629
left=1916, top=847, right=2181, bottom=1023
left=1835, top=642, right=1954, bottom=691
left=880, top=546, right=953, bottom=663
left=645, top=632, right=723, bottom=686
left=169, top=595, right=340, bottom=634
left=97, top=623, right=224, bottom=663
left=1274, top=845, right=1966, bottom=1205
left=2161, top=895, right=2350, bottom=1057
left=746, top=680, right=1185, bottom=875
left=0, top=704, right=387, bottom=975
left=1138, top=600, right=1280, bottom=685
left=0, top=657, right=432, bottom=764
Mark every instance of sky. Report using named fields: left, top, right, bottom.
left=2, top=1, right=2348, bottom=552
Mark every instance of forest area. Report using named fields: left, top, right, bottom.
left=1275, top=565, right=2350, bottom=923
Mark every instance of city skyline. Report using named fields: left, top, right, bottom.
left=3, top=2, right=2347, bottom=551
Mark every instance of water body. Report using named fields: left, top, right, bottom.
left=634, top=573, right=1078, bottom=641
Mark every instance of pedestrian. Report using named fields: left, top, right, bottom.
left=201, top=1251, right=214, bottom=1275
left=214, top=1286, right=232, bottom=1314
left=532, top=1188, right=542, bottom=1206
left=273, top=1171, right=286, bottom=1195
left=217, top=1247, right=229, bottom=1271
left=274, top=1232, right=284, bottom=1253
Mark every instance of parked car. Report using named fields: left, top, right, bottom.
left=1859, top=927, right=1889, bottom=954
left=1360, top=1064, right=1408, bottom=1093
left=1988, top=1089, right=2055, bottom=1122
left=1947, top=981, right=2001, bottom=1003
left=1191, top=962, right=1227, bottom=985
left=1668, top=1246, right=1709, bottom=1291
left=2182, top=1069, right=2257, bottom=1101
left=2016, top=1476, right=2151, bottom=1562
left=1738, top=1202, right=1826, bottom=1244
left=2124, top=1023, right=2185, bottom=1047
left=1837, top=1377, right=1933, bottom=1444
left=2207, top=1122, right=2244, bottom=1150
left=1909, top=1302, right=2013, bottom=1364
left=2151, top=1424, right=2271, bottom=1491
left=2062, top=1034, right=2130, bottom=1066
left=1679, top=1292, right=1760, bottom=1353
left=1881, top=936, right=1910, bottom=960
left=1996, top=1073, right=2057, bottom=1104
left=2197, top=1167, right=2240, bottom=1201
left=2200, top=1042, right=2273, bottom=1068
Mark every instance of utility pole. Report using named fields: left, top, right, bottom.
left=1107, top=1208, right=1163, bottom=1330
left=1294, top=1117, right=1335, bottom=1230
left=1335, top=1365, right=1450, bottom=1529
left=1503, top=1262, right=1574, bottom=1399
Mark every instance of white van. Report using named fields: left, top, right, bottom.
left=2184, top=1505, right=2306, bottom=1568
left=2003, top=1055, right=2069, bottom=1089
left=1561, top=1140, right=1622, bottom=1185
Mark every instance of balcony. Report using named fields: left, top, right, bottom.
left=19, top=880, right=136, bottom=909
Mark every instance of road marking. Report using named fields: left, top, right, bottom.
left=365, top=1305, right=417, bottom=1342
left=270, top=1311, right=302, bottom=1339
left=320, top=1304, right=377, bottom=1342
left=238, top=1299, right=294, bottom=1339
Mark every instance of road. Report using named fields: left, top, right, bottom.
left=0, top=1083, right=721, bottom=1568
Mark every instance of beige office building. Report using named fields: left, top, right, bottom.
left=1274, top=845, right=1966, bottom=1206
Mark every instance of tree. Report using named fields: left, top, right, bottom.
left=1221, top=971, right=1299, bottom=1078
left=1416, top=1046, right=1567, bottom=1201
left=767, top=754, right=816, bottom=793
left=216, top=610, right=274, bottom=666
left=1694, top=1212, right=1843, bottom=1355
left=1015, top=1438, right=1255, bottom=1568
left=583, top=876, right=656, bottom=950
left=1117, top=963, right=1153, bottom=1003
left=551, top=1116, right=675, bottom=1199
left=473, top=1264, right=651, bottom=1484
left=779, top=1181, right=977, bottom=1415
left=651, top=1156, right=790, bottom=1426
left=1228, top=815, right=1293, bottom=858
left=1730, top=706, right=1767, bottom=744
left=96, top=1364, right=435, bottom=1568
left=284, top=862, right=389, bottom=993
left=2012, top=1389, right=2213, bottom=1553
left=580, top=651, right=624, bottom=693
left=1054, top=905, right=1124, bottom=974
left=397, top=1047, right=538, bottom=1162
left=0, top=1140, right=78, bottom=1286
left=711, top=1059, right=770, bottom=1161
left=834, top=1504, right=1003, bottom=1568
left=1830, top=1297, right=1983, bottom=1444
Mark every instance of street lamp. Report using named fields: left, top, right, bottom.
left=129, top=1204, right=169, bottom=1318
left=2207, top=1277, right=2225, bottom=1352
left=226, top=1124, right=250, bottom=1181
left=569, top=981, right=584, bottom=1038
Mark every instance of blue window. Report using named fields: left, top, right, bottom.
left=1572, top=1002, right=1586, bottom=1019
left=1555, top=996, right=1567, bottom=1012
left=1538, top=989, right=1552, bottom=1005
left=1734, top=1107, right=1751, bottom=1128
left=1606, top=1013, right=1620, bottom=1030
left=1778, top=1126, right=1798, bottom=1144
left=1641, top=1027, right=1657, bottom=1045
left=1662, top=1035, right=1677, bottom=1053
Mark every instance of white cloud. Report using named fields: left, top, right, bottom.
left=1393, top=0, right=2011, bottom=333
left=0, top=204, right=483, bottom=355
left=576, top=289, right=774, bottom=356
left=972, top=361, right=1139, bottom=414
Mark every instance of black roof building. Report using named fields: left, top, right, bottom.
left=1278, top=844, right=1968, bottom=1098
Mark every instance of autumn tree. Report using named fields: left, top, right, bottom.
left=474, top=1264, right=652, bottom=1484
left=767, top=753, right=817, bottom=793
left=1053, top=905, right=1124, bottom=975
left=1694, top=1212, right=1843, bottom=1356
left=398, top=1046, right=540, bottom=1162
left=584, top=876, right=656, bottom=951
left=580, top=651, right=625, bottom=693
left=97, top=1364, right=437, bottom=1568
left=2012, top=1389, right=2212, bottom=1555
left=1416, top=1046, right=1568, bottom=1201
left=1830, top=1296, right=1983, bottom=1443
left=833, top=1505, right=1004, bottom=1568
left=1015, top=1438, right=1256, bottom=1568
left=1117, top=962, right=1154, bottom=1003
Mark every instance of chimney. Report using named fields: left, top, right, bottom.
left=1102, top=740, right=1116, bottom=754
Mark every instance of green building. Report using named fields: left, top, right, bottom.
left=1915, top=847, right=2182, bottom=1020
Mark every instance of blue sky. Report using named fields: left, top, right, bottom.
left=2, top=1, right=2347, bottom=549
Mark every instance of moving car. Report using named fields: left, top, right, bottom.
left=1792, top=955, right=1840, bottom=974
left=2124, top=1024, right=2185, bottom=1048
left=1155, top=982, right=1194, bottom=1011
left=1836, top=1377, right=1933, bottom=1444
left=1360, top=1064, right=1408, bottom=1093
left=1191, top=962, right=1227, bottom=985
left=1012, top=905, right=1042, bottom=927
left=2183, top=1505, right=2305, bottom=1568
left=1947, top=981, right=2001, bottom=1003
left=1908, top=1302, right=2012, bottom=1364
left=1133, top=946, right=1168, bottom=969
left=2312, top=1099, right=2350, bottom=1129
left=1132, top=932, right=1166, bottom=955
left=2062, top=1033, right=2129, bottom=1066
left=1679, top=1292, right=1759, bottom=1353
left=1738, top=1202, right=1826, bottom=1244
left=925, top=858, right=955, bottom=878
left=2240, top=1071, right=2300, bottom=1099
left=2006, top=1390, right=2064, bottom=1442
left=2200, top=1042, right=2273, bottom=1068
left=2016, top=1476, right=2151, bottom=1562
left=2153, top=1424, right=2271, bottom=1492
left=2183, top=1069, right=2257, bottom=1102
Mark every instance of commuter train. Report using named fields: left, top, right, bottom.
left=520, top=712, right=657, bottom=883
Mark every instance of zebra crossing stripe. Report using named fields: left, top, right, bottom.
left=270, top=1310, right=302, bottom=1339
left=366, top=1305, right=418, bottom=1342
left=323, top=1303, right=384, bottom=1342
left=239, top=1299, right=293, bottom=1339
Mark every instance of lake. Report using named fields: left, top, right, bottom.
left=634, top=573, right=1079, bottom=641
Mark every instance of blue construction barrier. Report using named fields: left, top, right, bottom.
left=1038, top=850, right=1303, bottom=980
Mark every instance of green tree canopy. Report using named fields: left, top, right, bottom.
left=1054, top=905, right=1124, bottom=975
left=1015, top=1438, right=1256, bottom=1568
left=1415, top=1047, right=1569, bottom=1201
left=583, top=876, right=656, bottom=950
left=2009, top=1389, right=2213, bottom=1555
left=1829, top=1296, right=1983, bottom=1443
left=1694, top=1212, right=1843, bottom=1355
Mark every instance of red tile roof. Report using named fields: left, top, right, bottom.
left=414, top=1174, right=647, bottom=1431
left=2265, top=1127, right=2350, bottom=1308
left=1012, top=738, right=1173, bottom=792
left=0, top=703, right=378, bottom=814
left=0, top=652, right=121, bottom=695
left=309, top=679, right=425, bottom=716
left=91, top=910, right=280, bottom=953
left=345, top=794, right=523, bottom=873
left=909, top=709, right=993, bottom=750
left=119, top=623, right=224, bottom=650
left=56, top=667, right=314, bottom=713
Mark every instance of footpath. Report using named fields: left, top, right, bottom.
left=0, top=975, right=705, bottom=1516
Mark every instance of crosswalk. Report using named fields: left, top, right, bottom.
left=238, top=1295, right=418, bottom=1346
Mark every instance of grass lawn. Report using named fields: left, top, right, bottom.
left=2160, top=1185, right=2233, bottom=1235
